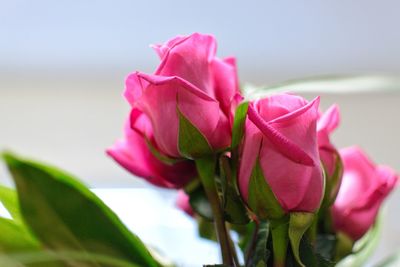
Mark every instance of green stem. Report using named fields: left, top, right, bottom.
left=196, top=157, right=234, bottom=266
left=271, top=220, right=289, bottom=267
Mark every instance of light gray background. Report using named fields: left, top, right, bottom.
left=1, top=1, right=399, bottom=265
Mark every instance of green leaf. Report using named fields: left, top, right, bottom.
left=177, top=108, right=212, bottom=159
left=231, top=101, right=249, bottom=149
left=0, top=250, right=143, bottom=267
left=197, top=217, right=217, bottom=241
left=0, top=185, right=22, bottom=223
left=315, top=234, right=336, bottom=262
left=247, top=221, right=271, bottom=267
left=2, top=152, right=159, bottom=267
left=218, top=156, right=249, bottom=225
left=288, top=212, right=314, bottom=267
left=0, top=217, right=40, bottom=253
left=188, top=185, right=213, bottom=221
left=248, top=161, right=285, bottom=220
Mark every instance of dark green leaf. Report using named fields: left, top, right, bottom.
left=231, top=101, right=249, bottom=149
left=316, top=235, right=336, bottom=262
left=177, top=108, right=212, bottom=159
left=247, top=221, right=271, bottom=267
left=2, top=152, right=159, bottom=267
left=197, top=217, right=217, bottom=241
left=188, top=183, right=213, bottom=221
left=0, top=250, right=142, bottom=267
left=248, top=161, right=284, bottom=220
left=218, top=156, right=249, bottom=225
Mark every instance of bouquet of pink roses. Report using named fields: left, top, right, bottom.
left=0, top=33, right=398, bottom=267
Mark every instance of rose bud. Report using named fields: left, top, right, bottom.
left=124, top=33, right=241, bottom=159
left=176, top=190, right=194, bottom=216
left=332, top=146, right=398, bottom=241
left=238, top=93, right=324, bottom=219
left=317, top=105, right=343, bottom=204
left=107, top=109, right=196, bottom=188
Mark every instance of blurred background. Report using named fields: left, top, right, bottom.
left=1, top=1, right=400, bottom=266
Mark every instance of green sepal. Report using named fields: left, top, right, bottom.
left=288, top=212, right=315, bottom=267
left=321, top=151, right=344, bottom=208
left=231, top=101, right=249, bottom=150
left=177, top=108, right=212, bottom=159
left=248, top=161, right=285, bottom=220
left=144, top=138, right=183, bottom=165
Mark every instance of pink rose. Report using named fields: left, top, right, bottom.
left=124, top=33, right=241, bottom=158
left=176, top=190, right=194, bottom=216
left=238, top=94, right=324, bottom=214
left=107, top=109, right=196, bottom=188
left=332, top=146, right=397, bottom=240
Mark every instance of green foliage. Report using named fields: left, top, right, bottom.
left=2, top=152, right=160, bottom=267
left=218, top=156, right=249, bottom=225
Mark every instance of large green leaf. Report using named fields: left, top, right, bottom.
left=0, top=250, right=142, bottom=267
left=2, top=152, right=159, bottom=267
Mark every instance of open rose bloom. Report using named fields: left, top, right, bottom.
left=105, top=33, right=399, bottom=267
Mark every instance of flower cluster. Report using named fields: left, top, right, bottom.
left=108, top=33, right=398, bottom=266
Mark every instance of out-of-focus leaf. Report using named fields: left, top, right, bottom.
left=316, top=234, right=336, bottom=262
left=2, top=152, right=159, bottom=267
left=336, top=213, right=382, bottom=267
left=243, top=75, right=400, bottom=101
left=375, top=250, right=400, bottom=267
left=0, top=250, right=142, bottom=267
left=0, top=217, right=40, bottom=252
left=0, top=185, right=22, bottom=223
left=197, top=217, right=217, bottom=241
left=188, top=184, right=213, bottom=221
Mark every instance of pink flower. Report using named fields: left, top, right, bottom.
left=107, top=109, right=196, bottom=188
left=238, top=93, right=324, bottom=213
left=124, top=33, right=241, bottom=158
left=332, top=146, right=397, bottom=240
left=176, top=190, right=194, bottom=216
